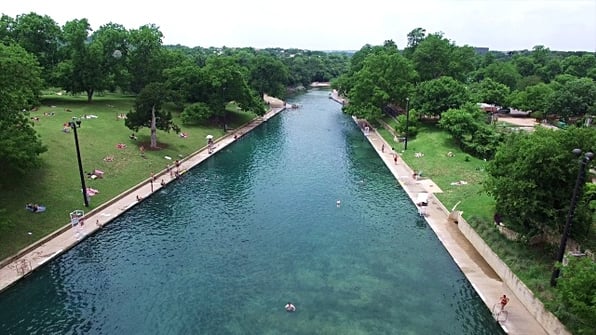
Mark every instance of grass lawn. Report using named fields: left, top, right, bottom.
left=378, top=122, right=495, bottom=222
left=0, top=93, right=256, bottom=259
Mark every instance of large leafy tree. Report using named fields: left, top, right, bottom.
left=0, top=43, right=47, bottom=178
left=344, top=42, right=417, bottom=120
left=11, top=12, right=62, bottom=83
left=411, top=33, right=452, bottom=81
left=439, top=103, right=502, bottom=158
left=203, top=57, right=263, bottom=116
left=469, top=77, right=510, bottom=106
left=249, top=53, right=289, bottom=98
left=485, top=127, right=596, bottom=238
left=561, top=53, right=596, bottom=80
left=509, top=83, right=554, bottom=117
left=406, top=27, right=426, bottom=49
left=410, top=33, right=476, bottom=82
left=548, top=77, right=596, bottom=121
left=482, top=61, right=522, bottom=90
left=0, top=14, right=15, bottom=43
left=91, top=23, right=130, bottom=92
left=55, top=18, right=107, bottom=102
left=169, top=56, right=264, bottom=125
left=125, top=83, right=179, bottom=149
left=413, top=76, right=470, bottom=117
left=126, top=24, right=165, bottom=94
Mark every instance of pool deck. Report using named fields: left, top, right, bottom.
left=0, top=100, right=548, bottom=334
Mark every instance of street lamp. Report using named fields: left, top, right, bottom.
left=550, top=149, right=593, bottom=286
left=404, top=98, right=410, bottom=151
left=69, top=119, right=89, bottom=207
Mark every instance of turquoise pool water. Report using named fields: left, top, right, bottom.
left=0, top=90, right=503, bottom=334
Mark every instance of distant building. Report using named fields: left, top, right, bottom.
left=474, top=47, right=489, bottom=55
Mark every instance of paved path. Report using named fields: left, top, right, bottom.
left=0, top=107, right=285, bottom=293
left=358, top=122, right=548, bottom=335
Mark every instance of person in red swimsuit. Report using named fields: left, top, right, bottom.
left=500, top=294, right=510, bottom=311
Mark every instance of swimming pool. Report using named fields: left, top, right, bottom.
left=0, top=90, right=503, bottom=334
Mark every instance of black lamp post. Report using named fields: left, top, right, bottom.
left=404, top=97, right=410, bottom=151
left=69, top=119, right=89, bottom=207
left=550, top=149, right=593, bottom=286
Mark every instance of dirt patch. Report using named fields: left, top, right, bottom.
left=498, top=117, right=537, bottom=127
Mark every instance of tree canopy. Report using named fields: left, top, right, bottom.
left=0, top=43, right=47, bottom=178
left=485, top=127, right=596, bottom=239
left=125, top=82, right=180, bottom=148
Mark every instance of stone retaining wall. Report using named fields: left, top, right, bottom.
left=455, top=212, right=571, bottom=335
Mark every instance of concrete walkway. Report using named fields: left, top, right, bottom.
left=358, top=123, right=548, bottom=335
left=0, top=106, right=285, bottom=293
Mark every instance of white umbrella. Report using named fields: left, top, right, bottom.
left=206, top=135, right=214, bottom=140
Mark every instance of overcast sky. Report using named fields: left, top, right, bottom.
left=3, top=0, right=596, bottom=51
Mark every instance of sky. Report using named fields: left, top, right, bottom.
left=3, top=0, right=596, bottom=52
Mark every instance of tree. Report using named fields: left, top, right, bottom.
left=548, top=77, right=596, bottom=121
left=125, top=83, right=180, bottom=149
left=413, top=76, right=470, bottom=117
left=556, top=257, right=596, bottom=335
left=55, top=18, right=107, bottom=102
left=439, top=103, right=502, bottom=158
left=126, top=24, right=165, bottom=94
left=249, top=53, right=289, bottom=98
left=509, top=83, right=553, bottom=117
left=166, top=56, right=264, bottom=125
left=513, top=55, right=537, bottom=77
left=483, top=61, right=522, bottom=90
left=11, top=12, right=62, bottom=83
left=344, top=46, right=417, bottom=120
left=0, top=14, right=15, bottom=44
left=203, top=56, right=263, bottom=117
left=410, top=32, right=477, bottom=82
left=561, top=54, right=596, bottom=80
left=406, top=27, right=426, bottom=49
left=411, top=33, right=452, bottom=81
left=469, top=77, right=510, bottom=106
left=0, top=43, right=47, bottom=178
left=484, top=127, right=596, bottom=238
left=91, top=23, right=130, bottom=92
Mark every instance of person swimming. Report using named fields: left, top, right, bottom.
left=336, top=200, right=341, bottom=207
left=285, top=302, right=296, bottom=312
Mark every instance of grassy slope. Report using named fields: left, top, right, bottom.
left=0, top=94, right=255, bottom=258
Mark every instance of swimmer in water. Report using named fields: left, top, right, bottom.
left=285, top=302, right=296, bottom=312
left=336, top=200, right=341, bottom=207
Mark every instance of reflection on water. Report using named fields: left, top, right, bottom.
left=0, top=90, right=503, bottom=334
